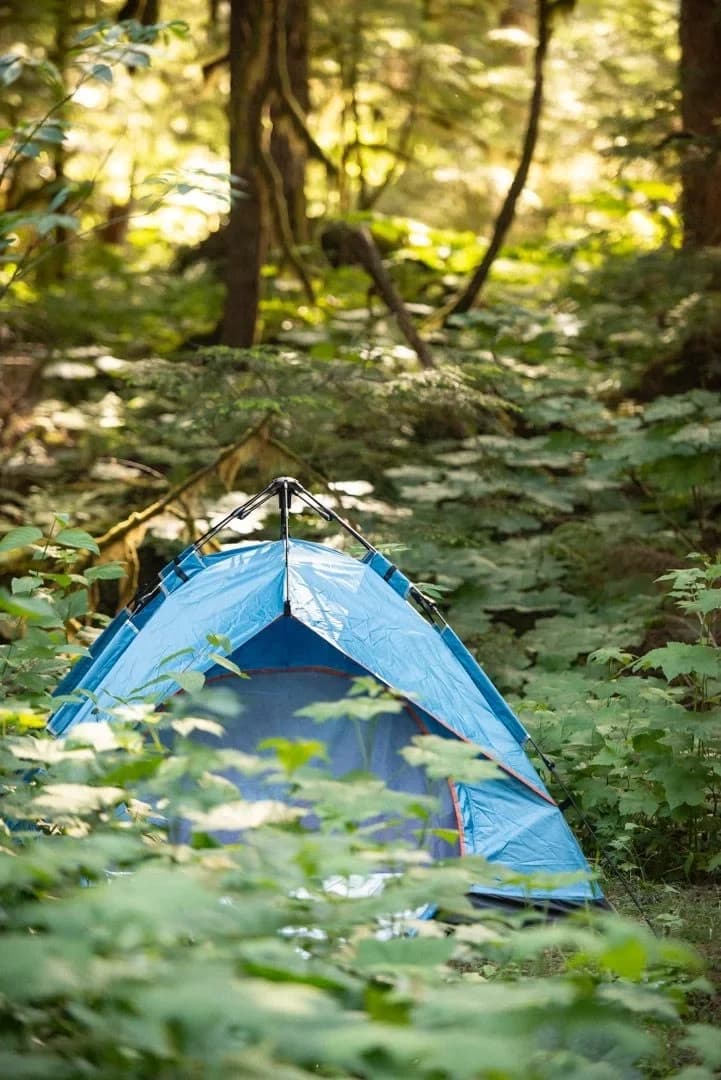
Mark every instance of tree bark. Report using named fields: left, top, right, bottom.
left=446, top=0, right=551, bottom=318
left=222, top=0, right=274, bottom=348
left=270, top=0, right=309, bottom=244
left=679, top=0, right=721, bottom=248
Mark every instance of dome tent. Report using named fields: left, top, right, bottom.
left=49, top=477, right=605, bottom=911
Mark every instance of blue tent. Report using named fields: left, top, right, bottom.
left=49, top=478, right=604, bottom=910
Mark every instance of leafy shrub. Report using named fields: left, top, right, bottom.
left=520, top=557, right=721, bottom=879
left=1, top=703, right=715, bottom=1080
left=1, top=528, right=719, bottom=1079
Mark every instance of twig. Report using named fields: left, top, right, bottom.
left=323, top=224, right=434, bottom=368
left=258, top=119, right=316, bottom=303
left=444, top=0, right=553, bottom=318
left=94, top=416, right=274, bottom=555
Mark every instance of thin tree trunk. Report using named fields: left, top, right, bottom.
left=222, top=0, right=274, bottom=348
left=679, top=0, right=721, bottom=248
left=270, top=0, right=309, bottom=243
left=446, top=0, right=551, bottom=317
left=43, top=0, right=70, bottom=282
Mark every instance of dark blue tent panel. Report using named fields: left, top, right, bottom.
left=49, top=536, right=603, bottom=906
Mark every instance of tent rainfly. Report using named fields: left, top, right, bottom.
left=49, top=478, right=605, bottom=911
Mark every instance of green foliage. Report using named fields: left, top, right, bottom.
left=0, top=16, right=190, bottom=301
left=0, top=700, right=711, bottom=1079
left=0, top=521, right=124, bottom=714
left=518, top=557, right=721, bottom=878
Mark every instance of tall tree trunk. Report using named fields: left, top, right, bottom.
left=269, top=0, right=309, bottom=243
left=445, top=0, right=552, bottom=318
left=41, top=0, right=70, bottom=283
left=679, top=0, right=721, bottom=248
left=222, top=0, right=274, bottom=348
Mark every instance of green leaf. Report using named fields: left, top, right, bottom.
left=633, top=644, right=720, bottom=681
left=84, top=562, right=126, bottom=581
left=32, top=783, right=125, bottom=815
left=687, top=589, right=721, bottom=615
left=90, top=62, right=113, bottom=83
left=54, top=528, right=100, bottom=553
left=259, top=736, right=327, bottom=773
left=617, top=786, right=662, bottom=817
left=0, top=587, right=59, bottom=624
left=207, top=632, right=233, bottom=653
left=599, top=935, right=648, bottom=980
left=354, top=936, right=455, bottom=971
left=209, top=653, right=248, bottom=678
left=0, top=526, right=43, bottom=552
left=170, top=670, right=206, bottom=695
left=296, top=694, right=403, bottom=723
left=11, top=576, right=40, bottom=595
left=402, top=734, right=501, bottom=784
left=188, top=799, right=303, bottom=832
left=681, top=1024, right=721, bottom=1069
left=172, top=717, right=225, bottom=739
left=0, top=54, right=23, bottom=86
left=651, top=763, right=707, bottom=810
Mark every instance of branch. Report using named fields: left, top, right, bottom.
left=95, top=417, right=274, bottom=555
left=258, top=118, right=316, bottom=303
left=324, top=224, right=434, bottom=368
left=444, top=0, right=552, bottom=318
left=271, top=0, right=338, bottom=179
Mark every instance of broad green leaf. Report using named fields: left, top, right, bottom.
left=0, top=587, right=59, bottom=623
left=90, top=62, right=113, bottom=83
left=0, top=54, right=23, bottom=86
left=680, top=1024, right=721, bottom=1069
left=207, top=632, right=233, bottom=653
left=259, top=736, right=327, bottom=773
left=296, top=694, right=402, bottom=723
left=54, top=528, right=100, bottom=553
left=0, top=526, right=43, bottom=552
left=599, top=935, right=648, bottom=980
left=170, top=670, right=206, bottom=695
left=651, top=763, right=707, bottom=810
left=617, top=786, right=662, bottom=817
left=687, top=589, right=721, bottom=615
left=354, top=936, right=455, bottom=971
left=32, top=783, right=125, bottom=815
left=172, top=717, right=225, bottom=739
left=84, top=562, right=126, bottom=581
left=188, top=800, right=303, bottom=832
left=11, top=575, right=40, bottom=595
left=402, top=734, right=501, bottom=784
left=633, top=644, right=720, bottom=681
left=209, top=652, right=248, bottom=678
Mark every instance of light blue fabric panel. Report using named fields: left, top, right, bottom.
left=439, top=625, right=528, bottom=744
left=286, top=541, right=550, bottom=797
left=456, top=781, right=602, bottom=901
left=49, top=542, right=286, bottom=733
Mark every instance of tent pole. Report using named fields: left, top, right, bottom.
left=277, top=477, right=292, bottom=615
